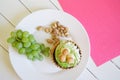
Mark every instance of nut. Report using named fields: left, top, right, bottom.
left=50, top=41, right=60, bottom=54
left=62, top=48, right=69, bottom=56
left=53, top=38, right=60, bottom=44
left=51, top=34, right=57, bottom=39
left=60, top=27, right=65, bottom=30
left=44, top=28, right=49, bottom=33
left=61, top=33, right=65, bottom=37
left=65, top=33, right=69, bottom=37
left=46, top=39, right=53, bottom=44
left=48, top=27, right=52, bottom=33
left=66, top=54, right=74, bottom=64
left=59, top=29, right=64, bottom=33
left=57, top=27, right=61, bottom=31
left=66, top=57, right=74, bottom=64
left=51, top=29, right=58, bottom=34
left=64, top=27, right=69, bottom=32
left=59, top=55, right=66, bottom=62
left=51, top=21, right=58, bottom=29
left=36, top=26, right=43, bottom=31
left=66, top=54, right=74, bottom=59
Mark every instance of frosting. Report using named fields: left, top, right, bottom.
left=55, top=41, right=80, bottom=68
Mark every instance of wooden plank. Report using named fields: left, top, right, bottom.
left=78, top=68, right=97, bottom=80
left=20, top=0, right=58, bottom=12
left=0, top=15, right=15, bottom=50
left=0, top=0, right=30, bottom=26
left=50, top=0, right=63, bottom=10
left=112, top=56, right=120, bottom=69
left=87, top=57, right=120, bottom=80
left=0, top=46, right=20, bottom=80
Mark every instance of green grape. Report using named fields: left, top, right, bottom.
left=36, top=48, right=41, bottom=53
left=16, top=37, right=21, bottom=42
left=43, top=51, right=49, bottom=57
left=10, top=31, right=16, bottom=38
left=23, top=31, right=29, bottom=38
left=45, top=47, right=50, bottom=52
left=7, top=37, right=15, bottom=43
left=30, top=43, right=40, bottom=50
left=26, top=51, right=36, bottom=61
left=12, top=41, right=17, bottom=47
left=32, top=56, right=36, bottom=61
left=43, top=47, right=50, bottom=57
left=26, top=47, right=32, bottom=53
left=16, top=30, right=23, bottom=39
left=7, top=29, right=50, bottom=61
left=15, top=42, right=23, bottom=49
left=31, top=50, right=38, bottom=57
left=17, top=29, right=22, bottom=33
left=36, top=54, right=44, bottom=61
left=31, top=40, right=37, bottom=44
left=22, top=37, right=29, bottom=42
left=28, top=34, right=35, bottom=42
left=26, top=53, right=34, bottom=60
left=40, top=44, right=45, bottom=51
left=23, top=42, right=31, bottom=48
left=18, top=48, right=26, bottom=54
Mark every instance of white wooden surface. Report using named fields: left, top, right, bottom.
left=0, top=0, right=120, bottom=80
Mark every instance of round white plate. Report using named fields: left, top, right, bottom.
left=9, top=9, right=90, bottom=80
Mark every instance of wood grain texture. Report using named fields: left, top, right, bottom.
left=0, top=15, right=14, bottom=50
left=87, top=57, right=120, bottom=80
left=0, top=0, right=30, bottom=26
left=78, top=68, right=97, bottom=80
left=112, top=56, right=120, bottom=69
left=50, top=0, right=63, bottom=10
left=0, top=46, right=20, bottom=80
left=20, top=0, right=57, bottom=12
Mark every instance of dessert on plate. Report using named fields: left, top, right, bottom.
left=52, top=40, right=81, bottom=69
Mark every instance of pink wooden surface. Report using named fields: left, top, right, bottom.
left=59, top=0, right=120, bottom=66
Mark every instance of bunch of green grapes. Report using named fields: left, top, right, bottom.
left=7, top=29, right=50, bottom=61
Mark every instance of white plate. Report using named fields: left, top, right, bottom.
left=9, top=9, right=90, bottom=80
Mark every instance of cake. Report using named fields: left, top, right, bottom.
left=52, top=40, right=81, bottom=69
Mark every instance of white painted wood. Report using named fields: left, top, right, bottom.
left=20, top=0, right=57, bottom=12
left=112, top=56, right=120, bottom=67
left=50, top=0, right=63, bottom=10
left=0, top=46, right=20, bottom=80
left=77, top=68, right=97, bottom=80
left=0, top=0, right=30, bottom=26
left=0, top=15, right=15, bottom=50
left=87, top=57, right=120, bottom=80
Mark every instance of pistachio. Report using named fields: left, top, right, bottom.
left=48, top=27, right=53, bottom=33
left=66, top=57, right=74, bottom=64
left=50, top=41, right=60, bottom=54
left=46, top=39, right=53, bottom=44
left=51, top=29, right=58, bottom=34
left=59, top=55, right=66, bottom=62
left=62, top=48, right=69, bottom=56
left=44, top=28, right=49, bottom=33
left=51, top=21, right=58, bottom=29
left=65, top=33, right=69, bottom=37
left=52, top=35, right=57, bottom=40
left=36, top=26, right=43, bottom=31
left=61, top=33, right=65, bottom=37
left=64, top=27, right=69, bottom=32
left=66, top=54, right=74, bottom=59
